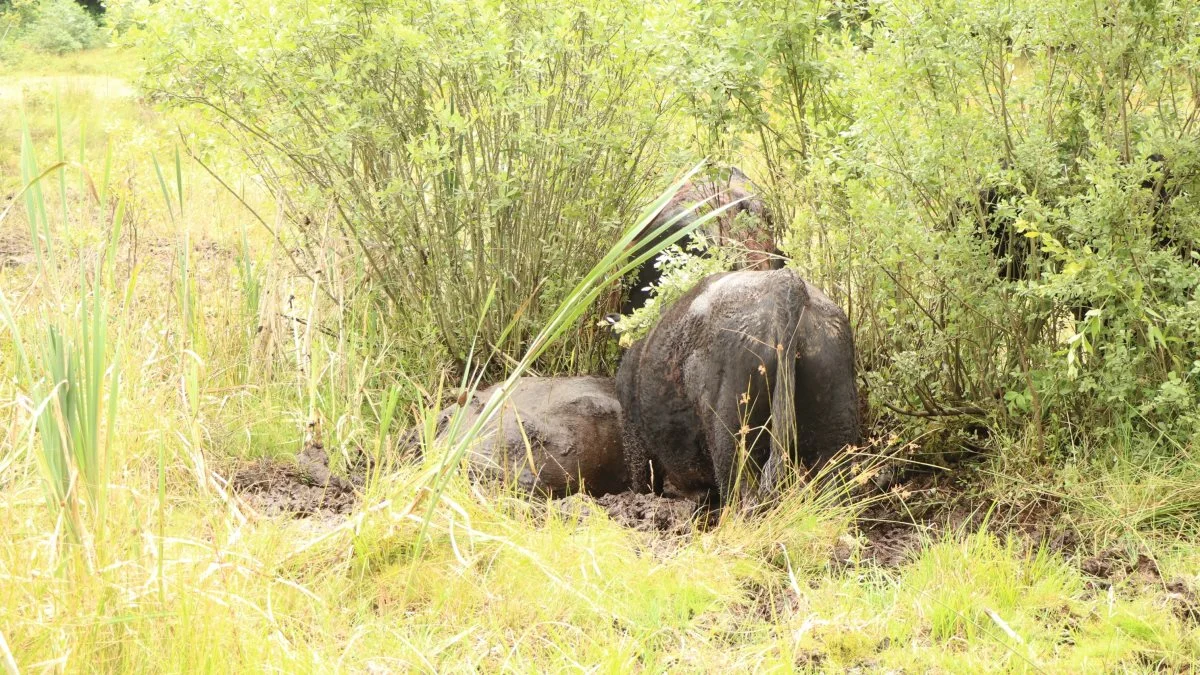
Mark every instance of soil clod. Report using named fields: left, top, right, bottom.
left=1166, top=579, right=1200, bottom=623
left=228, top=443, right=358, bottom=518
left=854, top=466, right=1077, bottom=568
left=0, top=229, right=33, bottom=268
left=556, top=491, right=710, bottom=536
left=1081, top=548, right=1163, bottom=586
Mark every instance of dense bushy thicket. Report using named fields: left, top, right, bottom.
left=0, top=0, right=35, bottom=46
left=665, top=0, right=1200, bottom=449
left=865, top=0, right=1200, bottom=449
left=142, top=0, right=1200, bottom=450
left=137, top=0, right=684, bottom=373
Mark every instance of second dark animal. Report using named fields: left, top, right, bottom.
left=622, top=167, right=781, bottom=316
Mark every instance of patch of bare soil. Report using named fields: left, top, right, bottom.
left=227, top=442, right=359, bottom=518
left=854, top=467, right=1076, bottom=568
left=1079, top=547, right=1200, bottom=623
left=1166, top=579, right=1200, bottom=624
left=1081, top=548, right=1161, bottom=585
left=853, top=460, right=1200, bottom=630
left=0, top=75, right=137, bottom=101
left=0, top=225, right=33, bottom=268
left=134, top=235, right=234, bottom=273
left=555, top=491, right=713, bottom=537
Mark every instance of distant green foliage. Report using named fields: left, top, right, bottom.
left=1, top=0, right=33, bottom=61
left=24, top=0, right=101, bottom=54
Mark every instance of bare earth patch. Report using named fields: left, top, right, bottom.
left=854, top=467, right=1077, bottom=567
left=227, top=443, right=358, bottom=518
left=556, top=491, right=712, bottom=537
left=0, top=226, right=33, bottom=268
left=0, top=75, right=136, bottom=102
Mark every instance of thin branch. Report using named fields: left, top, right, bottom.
left=277, top=313, right=337, bottom=339
left=879, top=400, right=989, bottom=418
left=175, top=129, right=335, bottom=304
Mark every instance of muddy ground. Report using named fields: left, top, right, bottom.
left=225, top=443, right=706, bottom=535
left=852, top=468, right=1074, bottom=567
left=227, top=442, right=357, bottom=518
left=0, top=226, right=33, bottom=268
left=225, top=440, right=708, bottom=535
left=555, top=491, right=709, bottom=537
left=220, top=445, right=1073, bottom=557
left=222, top=441, right=1200, bottom=621
left=0, top=222, right=237, bottom=275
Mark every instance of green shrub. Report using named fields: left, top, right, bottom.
left=137, top=0, right=684, bottom=375
left=1, top=0, right=31, bottom=61
left=98, top=0, right=147, bottom=37
left=662, top=0, right=1200, bottom=448
left=827, top=0, right=1200, bottom=447
left=24, top=0, right=101, bottom=54
left=610, top=235, right=735, bottom=346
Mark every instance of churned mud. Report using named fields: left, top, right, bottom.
left=1081, top=547, right=1163, bottom=585
left=1078, top=546, right=1200, bottom=623
left=852, top=468, right=1076, bottom=567
left=848, top=459, right=1200, bottom=626
left=223, top=435, right=1200, bottom=632
left=0, top=227, right=33, bottom=268
left=227, top=442, right=358, bottom=518
left=556, top=491, right=712, bottom=537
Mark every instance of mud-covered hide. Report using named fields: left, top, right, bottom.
left=617, top=269, right=860, bottom=508
left=435, top=376, right=629, bottom=498
left=663, top=168, right=778, bottom=269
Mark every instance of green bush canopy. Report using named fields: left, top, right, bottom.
left=142, top=0, right=1200, bottom=449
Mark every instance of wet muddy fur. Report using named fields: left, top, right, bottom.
left=618, top=269, right=861, bottom=508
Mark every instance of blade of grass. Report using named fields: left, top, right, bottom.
left=403, top=162, right=745, bottom=582
left=152, top=153, right=175, bottom=224
left=157, top=435, right=166, bottom=603
left=0, top=624, right=19, bottom=675
left=78, top=116, right=87, bottom=205
left=55, top=89, right=68, bottom=236
left=99, top=137, right=113, bottom=209
left=105, top=197, right=126, bottom=289
left=20, top=108, right=53, bottom=270
left=174, top=146, right=184, bottom=215
left=0, top=289, right=32, bottom=392
left=0, top=161, right=69, bottom=230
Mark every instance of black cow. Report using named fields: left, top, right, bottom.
left=957, top=183, right=1035, bottom=282
left=622, top=167, right=782, bottom=316
left=616, top=268, right=861, bottom=508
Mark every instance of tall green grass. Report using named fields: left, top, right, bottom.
left=2, top=104, right=123, bottom=563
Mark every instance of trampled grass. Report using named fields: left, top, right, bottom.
left=1, top=48, right=1199, bottom=674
